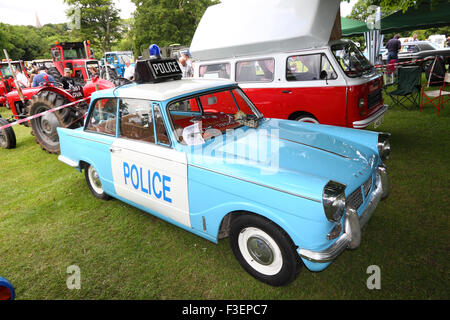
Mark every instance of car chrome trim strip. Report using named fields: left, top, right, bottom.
left=57, top=155, right=79, bottom=168
left=267, top=135, right=351, bottom=159
left=67, top=134, right=111, bottom=145
left=298, top=170, right=385, bottom=262
left=188, top=164, right=322, bottom=203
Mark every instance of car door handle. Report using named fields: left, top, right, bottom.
left=110, top=146, right=122, bottom=153
left=281, top=90, right=292, bottom=94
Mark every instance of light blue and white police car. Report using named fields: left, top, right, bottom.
left=57, top=54, right=390, bottom=286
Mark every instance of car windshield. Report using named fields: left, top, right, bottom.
left=168, top=87, right=263, bottom=145
left=332, top=42, right=373, bottom=77
left=118, top=53, right=134, bottom=64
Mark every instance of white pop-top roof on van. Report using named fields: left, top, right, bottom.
left=190, top=0, right=340, bottom=61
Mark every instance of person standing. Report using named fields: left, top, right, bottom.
left=385, top=34, right=401, bottom=65
left=123, top=60, right=135, bottom=80
left=412, top=33, right=418, bottom=41
left=183, top=53, right=193, bottom=75
left=178, top=57, right=193, bottom=78
left=14, top=68, right=28, bottom=88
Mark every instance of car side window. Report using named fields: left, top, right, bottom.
left=85, top=98, right=118, bottom=136
left=199, top=63, right=231, bottom=79
left=235, top=58, right=274, bottom=82
left=119, top=98, right=155, bottom=143
left=286, top=54, right=337, bottom=81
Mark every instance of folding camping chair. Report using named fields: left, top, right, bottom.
left=385, top=66, right=422, bottom=110
left=420, top=56, right=450, bottom=115
left=420, top=73, right=450, bottom=115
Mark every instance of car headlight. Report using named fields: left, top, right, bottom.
left=323, top=181, right=346, bottom=222
left=377, top=132, right=391, bottom=161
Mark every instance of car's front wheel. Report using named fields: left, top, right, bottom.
left=229, top=214, right=301, bottom=286
left=84, top=164, right=111, bottom=200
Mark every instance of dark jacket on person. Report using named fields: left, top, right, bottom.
left=385, top=38, right=401, bottom=53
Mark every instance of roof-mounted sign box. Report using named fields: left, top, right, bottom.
left=134, top=58, right=182, bottom=83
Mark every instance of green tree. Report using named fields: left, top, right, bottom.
left=64, top=0, right=122, bottom=53
left=132, top=0, right=219, bottom=55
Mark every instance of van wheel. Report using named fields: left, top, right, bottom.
left=295, top=115, right=319, bottom=123
left=229, top=214, right=301, bottom=286
left=84, top=164, right=111, bottom=200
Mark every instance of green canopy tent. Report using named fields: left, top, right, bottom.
left=341, top=0, right=450, bottom=36
left=341, top=17, right=369, bottom=36
left=378, top=0, right=450, bottom=34
left=340, top=0, right=450, bottom=64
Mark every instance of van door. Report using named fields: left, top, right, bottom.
left=280, top=52, right=347, bottom=125
left=110, top=99, right=191, bottom=227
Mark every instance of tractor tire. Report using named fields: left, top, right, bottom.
left=112, top=77, right=133, bottom=86
left=100, top=66, right=118, bottom=81
left=47, top=67, right=63, bottom=83
left=0, top=118, right=16, bottom=149
left=29, top=91, right=87, bottom=154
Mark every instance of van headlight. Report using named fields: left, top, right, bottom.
left=323, top=181, right=346, bottom=222
left=377, top=133, right=391, bottom=161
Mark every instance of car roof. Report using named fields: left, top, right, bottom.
left=93, top=77, right=237, bottom=101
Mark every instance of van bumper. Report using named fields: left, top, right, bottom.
left=352, top=104, right=389, bottom=129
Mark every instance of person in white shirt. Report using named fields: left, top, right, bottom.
left=123, top=60, right=135, bottom=80
left=178, top=57, right=193, bottom=78
left=14, top=68, right=28, bottom=88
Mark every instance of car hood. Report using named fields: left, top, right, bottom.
left=187, top=119, right=379, bottom=201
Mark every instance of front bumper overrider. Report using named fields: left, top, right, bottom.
left=298, top=166, right=388, bottom=263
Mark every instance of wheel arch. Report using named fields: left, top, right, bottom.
left=288, top=110, right=319, bottom=123
left=216, top=208, right=300, bottom=252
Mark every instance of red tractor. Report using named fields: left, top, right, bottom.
left=0, top=60, right=29, bottom=108
left=1, top=75, right=118, bottom=153
left=0, top=43, right=131, bottom=153
left=49, top=40, right=98, bottom=83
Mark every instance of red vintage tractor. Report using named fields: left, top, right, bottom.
left=49, top=40, right=98, bottom=83
left=1, top=75, right=118, bottom=153
left=0, top=60, right=29, bottom=108
left=0, top=43, right=131, bottom=153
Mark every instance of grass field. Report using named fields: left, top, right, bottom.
left=0, top=89, right=449, bottom=300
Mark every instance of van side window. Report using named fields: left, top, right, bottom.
left=286, top=54, right=337, bottom=81
left=236, top=58, right=274, bottom=82
left=85, top=98, right=118, bottom=136
left=119, top=98, right=155, bottom=143
left=199, top=63, right=231, bottom=79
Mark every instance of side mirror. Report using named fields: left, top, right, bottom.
left=90, top=49, right=95, bottom=57
left=320, top=70, right=328, bottom=80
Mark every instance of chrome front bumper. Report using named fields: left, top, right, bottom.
left=298, top=166, right=389, bottom=263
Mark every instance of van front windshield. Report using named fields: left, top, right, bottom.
left=168, top=87, right=263, bottom=145
left=332, top=42, right=373, bottom=77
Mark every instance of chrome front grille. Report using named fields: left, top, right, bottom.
left=347, top=187, right=363, bottom=210
left=363, top=176, right=372, bottom=197
left=347, top=176, right=373, bottom=210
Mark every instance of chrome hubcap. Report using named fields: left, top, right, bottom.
left=91, top=168, right=102, bottom=189
left=247, top=236, right=274, bottom=265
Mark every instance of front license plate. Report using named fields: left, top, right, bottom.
left=373, top=115, right=384, bottom=128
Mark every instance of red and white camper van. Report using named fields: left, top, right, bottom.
left=190, top=0, right=388, bottom=129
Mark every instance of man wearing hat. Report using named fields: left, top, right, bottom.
left=61, top=68, right=75, bottom=90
